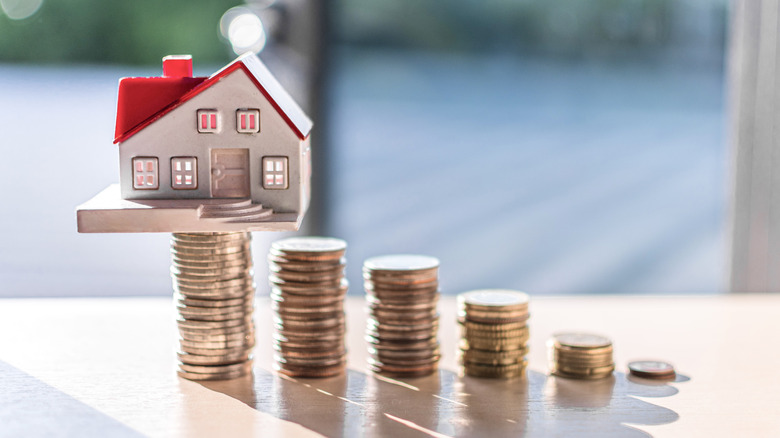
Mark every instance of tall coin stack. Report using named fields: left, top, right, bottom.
left=268, top=237, right=348, bottom=378
left=548, top=332, right=614, bottom=380
left=363, top=255, right=441, bottom=377
left=171, top=232, right=256, bottom=381
left=458, top=290, right=530, bottom=379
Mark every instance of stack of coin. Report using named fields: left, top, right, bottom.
left=171, top=232, right=256, bottom=381
left=549, top=332, right=614, bottom=380
left=268, top=237, right=348, bottom=378
left=458, top=289, right=530, bottom=379
left=363, top=254, right=441, bottom=377
left=627, top=360, right=676, bottom=380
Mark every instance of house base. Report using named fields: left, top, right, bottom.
left=77, top=184, right=303, bottom=233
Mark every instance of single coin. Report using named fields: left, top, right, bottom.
left=553, top=332, right=612, bottom=349
left=178, top=361, right=251, bottom=375
left=179, top=329, right=254, bottom=343
left=173, top=232, right=249, bottom=240
left=463, top=360, right=528, bottom=379
left=274, top=360, right=346, bottom=378
left=272, top=236, right=347, bottom=253
left=272, top=269, right=345, bottom=283
left=268, top=254, right=346, bottom=268
left=458, top=311, right=530, bottom=325
left=176, top=316, right=253, bottom=330
left=363, top=254, right=440, bottom=272
left=366, top=327, right=438, bottom=342
left=460, top=336, right=529, bottom=352
left=176, top=360, right=253, bottom=381
left=275, top=327, right=346, bottom=341
left=461, top=326, right=529, bottom=341
left=274, top=315, right=345, bottom=330
left=179, top=344, right=253, bottom=357
left=458, top=289, right=529, bottom=309
left=369, top=346, right=440, bottom=360
left=371, top=308, right=438, bottom=322
left=275, top=345, right=347, bottom=359
left=270, top=291, right=346, bottom=307
left=366, top=337, right=439, bottom=351
left=628, top=360, right=676, bottom=379
left=177, top=351, right=251, bottom=366
left=176, top=368, right=250, bottom=381
left=458, top=319, right=528, bottom=332
left=368, top=362, right=438, bottom=377
left=179, top=337, right=253, bottom=350
left=178, top=321, right=253, bottom=336
left=367, top=318, right=438, bottom=333
left=552, top=365, right=615, bottom=380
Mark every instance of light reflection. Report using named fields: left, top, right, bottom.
left=1, top=0, right=43, bottom=20
left=220, top=6, right=267, bottom=55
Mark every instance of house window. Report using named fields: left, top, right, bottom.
left=236, top=109, right=260, bottom=134
left=262, top=156, right=288, bottom=189
left=171, top=157, right=197, bottom=189
left=132, top=157, right=159, bottom=190
left=197, top=109, right=219, bottom=133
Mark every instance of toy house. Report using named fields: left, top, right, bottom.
left=77, top=53, right=313, bottom=233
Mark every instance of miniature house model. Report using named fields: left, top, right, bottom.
left=77, top=53, right=313, bottom=233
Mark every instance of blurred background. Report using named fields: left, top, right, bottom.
left=0, top=0, right=729, bottom=297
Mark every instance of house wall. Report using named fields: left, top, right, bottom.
left=118, top=69, right=308, bottom=214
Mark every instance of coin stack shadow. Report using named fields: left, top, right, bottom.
left=268, top=237, right=348, bottom=378
left=171, top=232, right=256, bottom=381
left=548, top=333, right=615, bottom=380
left=458, top=290, right=530, bottom=379
left=363, top=255, right=441, bottom=377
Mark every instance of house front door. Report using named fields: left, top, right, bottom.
left=210, top=148, right=250, bottom=198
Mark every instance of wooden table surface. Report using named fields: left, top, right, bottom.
left=1, top=294, right=778, bottom=437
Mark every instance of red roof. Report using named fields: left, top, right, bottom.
left=114, top=53, right=313, bottom=143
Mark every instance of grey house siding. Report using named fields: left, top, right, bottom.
left=118, top=69, right=305, bottom=214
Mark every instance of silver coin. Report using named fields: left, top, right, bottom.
left=363, top=254, right=440, bottom=272
left=458, top=289, right=529, bottom=309
left=553, top=332, right=612, bottom=349
left=627, top=360, right=676, bottom=379
left=271, top=236, right=347, bottom=254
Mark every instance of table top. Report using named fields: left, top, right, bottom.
left=1, top=294, right=779, bottom=437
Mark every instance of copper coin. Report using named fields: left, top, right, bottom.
left=364, top=280, right=440, bottom=293
left=463, top=361, right=527, bottom=379
left=368, top=362, right=438, bottom=377
left=177, top=351, right=251, bottom=366
left=274, top=358, right=346, bottom=375
left=274, top=315, right=345, bottom=330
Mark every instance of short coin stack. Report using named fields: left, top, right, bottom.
left=171, top=232, right=256, bottom=381
left=458, top=289, right=530, bottom=379
left=363, top=255, right=441, bottom=377
left=549, top=332, right=614, bottom=380
left=268, top=237, right=348, bottom=378
left=627, top=360, right=676, bottom=380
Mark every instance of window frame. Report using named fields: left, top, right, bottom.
left=197, top=109, right=219, bottom=133
left=236, top=109, right=260, bottom=134
left=171, top=157, right=198, bottom=190
left=262, top=156, right=289, bottom=190
left=132, top=157, right=159, bottom=190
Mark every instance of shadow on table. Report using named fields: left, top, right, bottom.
left=0, top=360, right=145, bottom=438
left=199, top=367, right=689, bottom=437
